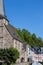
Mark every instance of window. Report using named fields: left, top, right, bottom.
left=15, top=41, right=17, bottom=47
left=0, top=38, right=3, bottom=43
left=15, top=41, right=17, bottom=44
left=21, top=57, right=24, bottom=62
left=0, top=28, right=3, bottom=37
left=27, top=58, right=29, bottom=62
left=0, top=20, right=3, bottom=26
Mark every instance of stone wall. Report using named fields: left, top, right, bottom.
left=14, top=62, right=29, bottom=65
left=0, top=19, right=3, bottom=48
left=13, top=39, right=28, bottom=63
left=0, top=18, right=13, bottom=48
left=0, top=18, right=29, bottom=63
left=3, top=20, right=13, bottom=48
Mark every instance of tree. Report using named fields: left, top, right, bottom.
left=0, top=48, right=19, bottom=65
left=17, top=29, right=25, bottom=41
left=17, top=28, right=43, bottom=47
left=22, top=29, right=31, bottom=42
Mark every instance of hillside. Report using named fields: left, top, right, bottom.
left=17, top=29, right=43, bottom=47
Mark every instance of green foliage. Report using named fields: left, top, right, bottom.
left=40, top=62, right=43, bottom=65
left=2, top=63, right=6, bottom=65
left=17, top=28, right=43, bottom=47
left=17, top=29, right=25, bottom=41
left=22, top=29, right=31, bottom=42
left=0, top=48, right=19, bottom=65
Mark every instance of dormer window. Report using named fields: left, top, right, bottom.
left=3, top=19, right=8, bottom=25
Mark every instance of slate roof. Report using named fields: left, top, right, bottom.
left=31, top=46, right=41, bottom=54
left=5, top=24, right=23, bottom=42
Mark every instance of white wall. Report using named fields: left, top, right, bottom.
left=27, top=47, right=43, bottom=62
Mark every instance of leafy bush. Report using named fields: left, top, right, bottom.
left=0, top=48, right=19, bottom=65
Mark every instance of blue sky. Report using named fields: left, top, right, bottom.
left=4, top=0, right=43, bottom=39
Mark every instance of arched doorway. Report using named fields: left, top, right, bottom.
left=21, top=57, right=24, bottom=62
left=27, top=58, right=29, bottom=62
